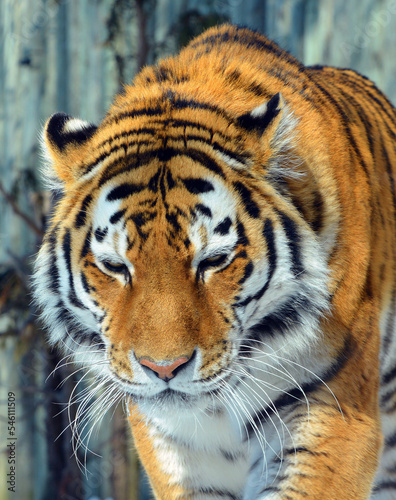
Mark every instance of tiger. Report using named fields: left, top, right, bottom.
left=32, top=24, right=396, bottom=499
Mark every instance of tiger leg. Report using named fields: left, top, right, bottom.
left=371, top=304, right=396, bottom=499
left=251, top=401, right=381, bottom=499
left=249, top=303, right=382, bottom=500
left=128, top=406, right=190, bottom=499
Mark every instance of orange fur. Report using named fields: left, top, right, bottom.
left=34, top=25, right=396, bottom=499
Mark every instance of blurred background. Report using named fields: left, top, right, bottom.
left=0, top=0, right=395, bottom=499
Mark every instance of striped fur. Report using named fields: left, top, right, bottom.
left=33, top=25, right=396, bottom=499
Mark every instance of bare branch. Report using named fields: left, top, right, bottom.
left=0, top=180, right=43, bottom=238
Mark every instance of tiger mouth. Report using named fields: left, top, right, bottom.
left=111, top=368, right=232, bottom=403
left=134, top=388, right=197, bottom=404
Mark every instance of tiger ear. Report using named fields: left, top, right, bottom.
left=237, top=93, right=286, bottom=136
left=41, top=113, right=97, bottom=190
left=237, top=92, right=298, bottom=171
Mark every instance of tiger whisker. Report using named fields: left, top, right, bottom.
left=222, top=381, right=270, bottom=483
left=239, top=341, right=343, bottom=419
left=225, top=366, right=287, bottom=462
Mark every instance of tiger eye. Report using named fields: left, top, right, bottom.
left=102, top=260, right=128, bottom=274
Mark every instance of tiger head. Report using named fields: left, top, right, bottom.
left=33, top=86, right=330, bottom=417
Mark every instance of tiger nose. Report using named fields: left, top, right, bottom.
left=139, top=356, right=190, bottom=381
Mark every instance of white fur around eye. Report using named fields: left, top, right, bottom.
left=91, top=184, right=133, bottom=282
left=189, top=177, right=238, bottom=272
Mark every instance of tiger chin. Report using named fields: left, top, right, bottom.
left=32, top=24, right=396, bottom=500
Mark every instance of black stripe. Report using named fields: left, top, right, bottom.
left=82, top=141, right=153, bottom=177
left=382, top=364, right=396, bottom=386
left=95, top=127, right=157, bottom=151
left=104, top=105, right=163, bottom=126
left=195, top=488, right=240, bottom=500
left=311, top=189, right=324, bottom=233
left=110, top=209, right=126, bottom=224
left=166, top=170, right=176, bottom=189
left=81, top=229, right=91, bottom=259
left=105, top=93, right=231, bottom=129
left=189, top=28, right=318, bottom=106
left=315, top=71, right=379, bottom=163
left=235, top=218, right=276, bottom=307
left=182, top=178, right=214, bottom=194
left=275, top=333, right=353, bottom=411
left=127, top=236, right=136, bottom=251
left=98, top=147, right=225, bottom=188
left=185, top=149, right=225, bottom=179
left=380, top=387, right=396, bottom=410
left=168, top=95, right=229, bottom=118
left=258, top=486, right=282, bottom=495
left=62, top=127, right=97, bottom=148
left=94, top=227, right=108, bottom=242
left=197, top=254, right=229, bottom=282
left=385, top=432, right=396, bottom=448
left=162, top=118, right=230, bottom=141
left=190, top=27, right=302, bottom=70
left=75, top=194, right=92, bottom=228
left=236, top=220, right=249, bottom=246
left=62, top=230, right=85, bottom=309
left=47, top=226, right=60, bottom=293
left=238, top=261, right=254, bottom=285
left=243, top=334, right=354, bottom=439
left=382, top=134, right=396, bottom=232
left=336, top=71, right=396, bottom=135
left=224, top=68, right=269, bottom=98
left=372, top=481, right=396, bottom=492
left=97, top=151, right=154, bottom=187
left=158, top=167, right=167, bottom=199
left=107, top=183, right=144, bottom=201
left=237, top=93, right=281, bottom=134
left=314, top=81, right=370, bottom=177
left=228, top=249, right=247, bottom=267
left=263, top=218, right=277, bottom=277
left=196, top=204, right=212, bottom=218
left=247, top=298, right=301, bottom=338
left=80, top=272, right=93, bottom=294
left=55, top=300, right=75, bottom=328
left=212, top=141, right=251, bottom=167
left=214, top=217, right=232, bottom=235
left=48, top=253, right=60, bottom=294
left=84, top=121, right=247, bottom=179
left=277, top=211, right=304, bottom=276
left=249, top=456, right=262, bottom=472
left=155, top=68, right=189, bottom=84
left=353, top=100, right=376, bottom=159
left=86, top=331, right=105, bottom=347
left=166, top=212, right=181, bottom=233
left=148, top=168, right=161, bottom=192
left=152, top=67, right=173, bottom=82
left=382, top=291, right=396, bottom=362
left=131, top=211, right=157, bottom=230
left=220, top=449, right=245, bottom=462
left=233, top=182, right=260, bottom=218
left=284, top=446, right=316, bottom=456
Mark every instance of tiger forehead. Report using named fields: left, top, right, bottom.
left=90, top=163, right=238, bottom=252
left=81, top=92, right=253, bottom=182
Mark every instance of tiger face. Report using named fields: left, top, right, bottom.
left=34, top=90, right=329, bottom=420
